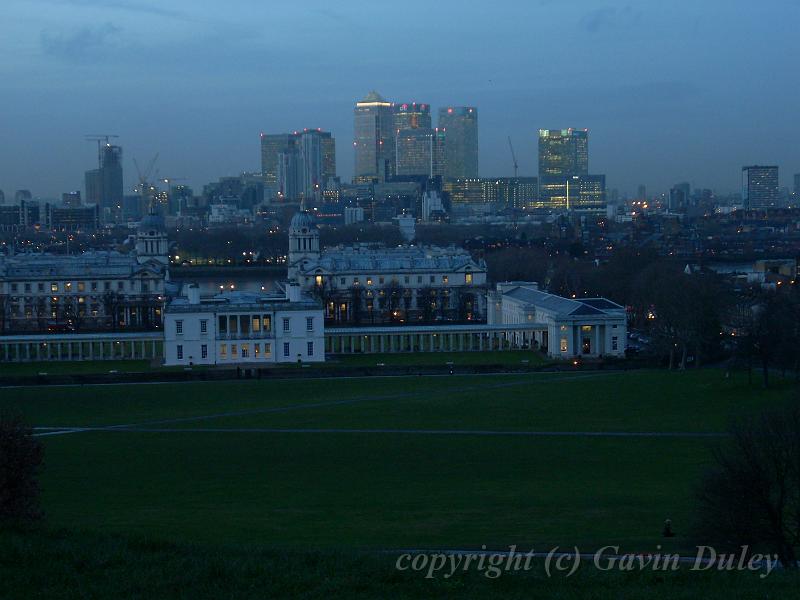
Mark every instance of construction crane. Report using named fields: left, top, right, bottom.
left=507, top=136, right=519, bottom=178
left=133, top=153, right=159, bottom=214
left=85, top=134, right=119, bottom=167
left=159, top=176, right=187, bottom=189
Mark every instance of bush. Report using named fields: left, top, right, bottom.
left=0, top=412, right=44, bottom=524
left=694, top=404, right=800, bottom=567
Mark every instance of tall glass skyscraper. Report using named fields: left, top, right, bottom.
left=353, top=91, right=394, bottom=183
left=538, top=129, right=603, bottom=211
left=260, top=133, right=296, bottom=186
left=393, top=102, right=431, bottom=131
left=395, top=128, right=446, bottom=178
left=538, top=129, right=588, bottom=178
left=438, top=106, right=478, bottom=179
left=262, top=130, right=336, bottom=203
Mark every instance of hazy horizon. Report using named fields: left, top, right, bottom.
left=2, top=0, right=799, bottom=199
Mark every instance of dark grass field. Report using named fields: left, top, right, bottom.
left=0, top=349, right=549, bottom=377
left=1, top=368, right=798, bottom=597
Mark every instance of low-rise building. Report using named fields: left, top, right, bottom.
left=487, top=282, right=626, bottom=358
left=0, top=213, right=169, bottom=333
left=287, top=210, right=487, bottom=324
left=163, top=283, right=324, bottom=366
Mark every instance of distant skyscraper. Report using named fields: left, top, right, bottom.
left=84, top=144, right=123, bottom=220
left=62, top=191, right=81, bottom=207
left=668, top=186, right=688, bottom=212
left=438, top=106, right=478, bottom=178
left=538, top=129, right=589, bottom=178
left=395, top=128, right=446, bottom=178
left=742, top=166, right=779, bottom=209
left=262, top=130, right=336, bottom=203
left=354, top=91, right=395, bottom=183
left=296, top=129, right=336, bottom=203
left=393, top=102, right=431, bottom=131
left=277, top=150, right=302, bottom=203
left=14, top=190, right=32, bottom=203
left=537, top=129, right=601, bottom=211
left=261, top=133, right=297, bottom=186
left=637, top=184, right=647, bottom=200
left=793, top=173, right=800, bottom=202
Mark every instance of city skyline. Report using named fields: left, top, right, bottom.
left=2, top=0, right=800, bottom=198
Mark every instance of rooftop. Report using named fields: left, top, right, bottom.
left=166, top=291, right=321, bottom=313
left=300, top=245, right=486, bottom=274
left=0, top=251, right=164, bottom=279
left=504, top=285, right=624, bottom=318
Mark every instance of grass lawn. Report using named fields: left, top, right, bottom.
left=0, top=369, right=797, bottom=597
left=0, top=359, right=187, bottom=377
left=0, top=350, right=550, bottom=377
left=1, top=528, right=796, bottom=599
left=330, top=350, right=550, bottom=368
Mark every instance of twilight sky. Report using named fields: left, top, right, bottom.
left=1, top=0, right=798, bottom=199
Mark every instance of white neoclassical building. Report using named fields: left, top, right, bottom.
left=0, top=213, right=170, bottom=333
left=287, top=210, right=488, bottom=324
left=487, top=282, right=627, bottom=358
left=163, top=283, right=324, bottom=366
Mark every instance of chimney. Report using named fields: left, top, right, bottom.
left=186, top=283, right=200, bottom=305
left=286, top=282, right=301, bottom=303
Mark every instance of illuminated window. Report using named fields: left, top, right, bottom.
left=77, top=282, right=85, bottom=292
left=560, top=338, right=568, bottom=353
left=367, top=277, right=373, bottom=286
left=231, top=344, right=238, bottom=358
left=254, top=344, right=260, bottom=358
left=252, top=316, right=261, bottom=332
left=465, top=273, right=473, bottom=285
left=442, top=276, right=449, bottom=284
left=51, top=283, right=58, bottom=292
left=241, top=344, right=249, bottom=358
left=262, top=315, right=272, bottom=332
left=315, top=275, right=323, bottom=286
left=220, top=344, right=227, bottom=358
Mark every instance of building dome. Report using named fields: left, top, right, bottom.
left=138, top=213, right=166, bottom=234
left=290, top=210, right=316, bottom=232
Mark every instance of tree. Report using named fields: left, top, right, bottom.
left=0, top=294, right=8, bottom=333
left=348, top=286, right=363, bottom=325
left=102, top=291, right=122, bottom=331
left=695, top=405, right=800, bottom=567
left=731, top=290, right=798, bottom=388
left=0, top=413, right=44, bottom=524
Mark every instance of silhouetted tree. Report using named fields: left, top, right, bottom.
left=695, top=405, right=800, bottom=568
left=0, top=413, right=44, bottom=524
